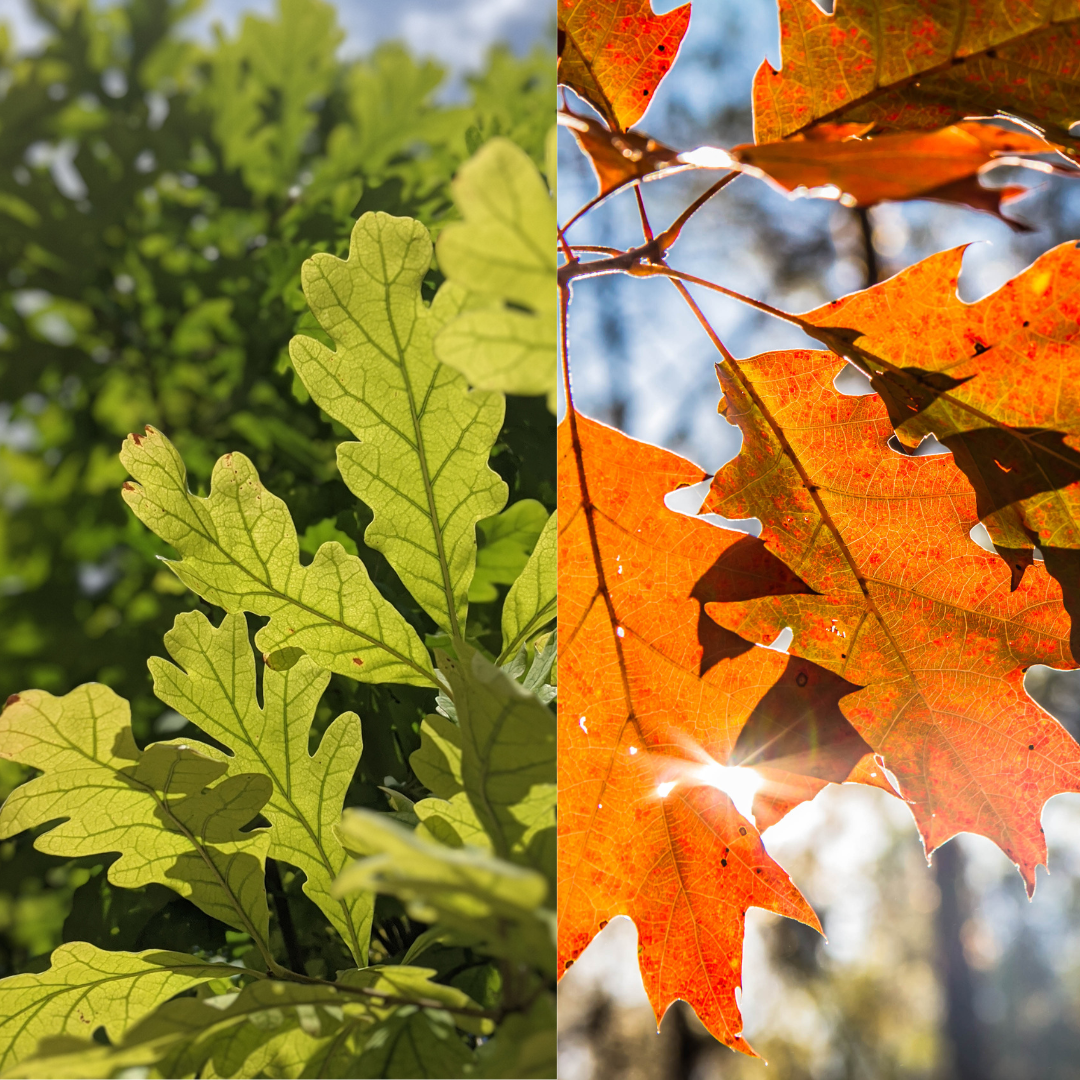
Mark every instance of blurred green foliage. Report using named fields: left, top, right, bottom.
left=0, top=0, right=553, bottom=984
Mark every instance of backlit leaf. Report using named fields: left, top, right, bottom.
left=702, top=348, right=1080, bottom=891
left=800, top=242, right=1080, bottom=646
left=289, top=211, right=508, bottom=636
left=0, top=685, right=271, bottom=941
left=7, top=967, right=486, bottom=1079
left=335, top=810, right=554, bottom=975
left=469, top=500, right=550, bottom=604
left=501, top=510, right=557, bottom=663
left=436, top=644, right=556, bottom=878
left=435, top=137, right=558, bottom=410
left=734, top=121, right=1071, bottom=226
left=754, top=0, right=1080, bottom=145
left=558, top=410, right=820, bottom=1052
left=560, top=110, right=684, bottom=198
left=121, top=426, right=435, bottom=687
left=558, top=0, right=691, bottom=130
left=0, top=943, right=232, bottom=1075
left=149, top=610, right=372, bottom=964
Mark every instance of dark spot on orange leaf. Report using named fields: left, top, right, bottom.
left=739, top=826, right=747, bottom=836
left=721, top=858, right=727, bottom=866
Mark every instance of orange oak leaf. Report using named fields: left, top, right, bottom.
left=701, top=348, right=1080, bottom=892
left=800, top=242, right=1080, bottom=647
left=559, top=109, right=684, bottom=198
left=732, top=122, right=1072, bottom=228
left=725, top=656, right=899, bottom=830
left=751, top=754, right=897, bottom=833
left=753, top=0, right=1080, bottom=146
left=559, top=409, right=821, bottom=1052
left=558, top=0, right=690, bottom=131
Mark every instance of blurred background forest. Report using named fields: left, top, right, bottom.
left=0, top=0, right=553, bottom=989
left=557, top=2, right=1080, bottom=1079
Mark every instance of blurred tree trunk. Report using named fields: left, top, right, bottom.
left=665, top=1002, right=710, bottom=1080
left=935, top=841, right=988, bottom=1080
left=854, top=210, right=988, bottom=1080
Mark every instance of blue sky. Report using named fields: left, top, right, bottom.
left=5, top=0, right=553, bottom=75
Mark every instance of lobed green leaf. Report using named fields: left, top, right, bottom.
left=121, top=427, right=435, bottom=686
left=499, top=509, right=556, bottom=663
left=0, top=942, right=235, bottom=1075
left=469, top=499, right=549, bottom=603
left=289, top=211, right=508, bottom=637
left=0, top=685, right=270, bottom=945
left=150, top=610, right=373, bottom=964
left=435, top=137, right=558, bottom=410
left=335, top=811, right=554, bottom=975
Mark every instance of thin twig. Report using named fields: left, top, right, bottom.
left=267, top=859, right=305, bottom=976
left=558, top=235, right=669, bottom=285
left=655, top=171, right=738, bottom=249
left=560, top=282, right=574, bottom=412
left=633, top=185, right=654, bottom=241
left=558, top=173, right=738, bottom=287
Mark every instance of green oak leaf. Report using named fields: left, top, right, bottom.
left=434, top=136, right=557, bottom=410
left=121, top=426, right=435, bottom=687
left=335, top=810, right=554, bottom=975
left=408, top=647, right=555, bottom=886
left=7, top=981, right=356, bottom=1080
left=337, top=965, right=491, bottom=1036
left=0, top=685, right=271, bottom=945
left=150, top=610, right=373, bottom=965
left=0, top=943, right=235, bottom=1076
left=410, top=711, right=488, bottom=849
left=473, top=994, right=556, bottom=1079
left=468, top=499, right=549, bottom=604
left=9, top=968, right=485, bottom=1079
left=499, top=510, right=556, bottom=663
left=414, top=789, right=491, bottom=851
left=438, top=646, right=555, bottom=877
left=204, top=0, right=342, bottom=199
left=344, top=1008, right=474, bottom=1079
left=289, top=211, right=508, bottom=637
left=411, top=712, right=465, bottom=800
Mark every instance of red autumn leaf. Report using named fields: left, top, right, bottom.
left=559, top=109, right=684, bottom=198
left=701, top=348, right=1080, bottom=892
left=558, top=0, right=690, bottom=131
left=725, top=655, right=899, bottom=830
left=752, top=753, right=896, bottom=832
left=753, top=0, right=1080, bottom=146
left=732, top=121, right=1073, bottom=228
left=800, top=243, right=1080, bottom=639
left=558, top=409, right=821, bottom=1052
